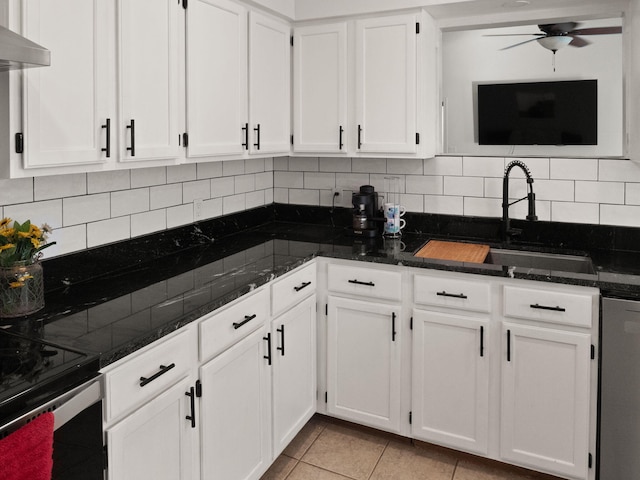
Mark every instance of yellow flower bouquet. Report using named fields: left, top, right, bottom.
left=0, top=218, right=55, bottom=318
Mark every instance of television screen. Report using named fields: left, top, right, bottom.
left=477, top=80, right=597, bottom=146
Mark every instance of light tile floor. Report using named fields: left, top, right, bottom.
left=261, top=415, right=565, bottom=480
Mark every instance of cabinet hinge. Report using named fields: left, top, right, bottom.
left=290, top=35, right=294, bottom=46
left=182, top=0, right=187, bottom=9
left=416, top=133, right=420, bottom=145
left=591, top=344, right=595, bottom=359
left=588, top=453, right=593, bottom=468
left=103, top=444, right=108, bottom=470
left=410, top=316, right=413, bottom=330
left=325, top=391, right=328, bottom=403
left=182, top=132, right=189, bottom=148
left=409, top=411, right=412, bottom=424
left=195, top=379, right=202, bottom=397
left=15, top=133, right=23, bottom=154
left=416, top=22, right=420, bottom=34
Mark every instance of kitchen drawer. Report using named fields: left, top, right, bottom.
left=199, top=287, right=268, bottom=362
left=271, top=261, right=316, bottom=317
left=104, top=327, right=195, bottom=423
left=503, top=285, right=594, bottom=328
left=414, top=273, right=491, bottom=313
left=328, top=262, right=401, bottom=302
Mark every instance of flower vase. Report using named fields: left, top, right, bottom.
left=0, top=260, right=45, bottom=318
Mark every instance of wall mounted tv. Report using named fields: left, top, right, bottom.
left=477, top=79, right=597, bottom=146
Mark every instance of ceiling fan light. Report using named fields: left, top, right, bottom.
left=537, top=36, right=572, bottom=51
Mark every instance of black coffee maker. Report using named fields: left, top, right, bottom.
left=352, top=185, right=380, bottom=238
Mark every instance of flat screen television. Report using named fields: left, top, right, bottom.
left=477, top=79, right=597, bottom=146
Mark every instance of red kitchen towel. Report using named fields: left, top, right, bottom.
left=0, top=412, right=54, bottom=480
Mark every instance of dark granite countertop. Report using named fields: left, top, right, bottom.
left=4, top=205, right=640, bottom=371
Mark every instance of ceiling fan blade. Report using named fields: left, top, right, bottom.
left=539, top=22, right=579, bottom=35
left=500, top=37, right=543, bottom=50
left=483, top=33, right=544, bottom=37
left=569, top=27, right=622, bottom=35
left=568, top=35, right=591, bottom=47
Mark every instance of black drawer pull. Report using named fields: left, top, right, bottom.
left=357, top=124, right=362, bottom=149
left=233, top=314, right=257, bottom=330
left=294, top=281, right=311, bottom=292
left=185, top=387, right=196, bottom=428
left=348, top=279, right=375, bottom=287
left=530, top=304, right=566, bottom=312
left=391, top=312, right=397, bottom=342
left=277, top=325, right=285, bottom=356
left=436, top=291, right=468, bottom=299
left=242, top=123, right=248, bottom=150
left=339, top=125, right=344, bottom=149
left=101, top=118, right=111, bottom=158
left=480, top=325, right=484, bottom=357
left=139, top=363, right=175, bottom=387
left=126, top=119, right=135, bottom=156
left=507, top=330, right=511, bottom=362
left=253, top=124, right=260, bottom=150
left=263, top=333, right=272, bottom=365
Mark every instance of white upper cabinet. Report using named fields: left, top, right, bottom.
left=21, top=0, right=114, bottom=169
left=293, top=23, right=347, bottom=153
left=118, top=0, right=183, bottom=163
left=249, top=11, right=291, bottom=154
left=186, top=0, right=248, bottom=158
left=355, top=13, right=417, bottom=154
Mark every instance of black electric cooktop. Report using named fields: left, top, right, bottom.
left=0, top=320, right=100, bottom=426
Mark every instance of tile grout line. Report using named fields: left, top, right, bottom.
left=366, top=438, right=390, bottom=480
left=450, top=458, right=460, bottom=480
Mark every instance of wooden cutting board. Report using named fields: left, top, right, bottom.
left=414, top=240, right=490, bottom=264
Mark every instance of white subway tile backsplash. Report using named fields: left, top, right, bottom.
left=510, top=199, right=551, bottom=222
left=576, top=181, right=624, bottom=204
left=167, top=164, right=197, bottom=183
left=111, top=188, right=150, bottom=217
left=35, top=174, right=86, bottom=201
left=320, top=157, right=352, bottom=172
left=424, top=195, right=463, bottom=215
left=44, top=224, right=87, bottom=258
left=335, top=173, right=369, bottom=191
left=87, top=216, right=130, bottom=248
left=444, top=176, right=483, bottom=197
left=222, top=160, right=245, bottom=177
left=5, top=199, right=63, bottom=229
left=463, top=156, right=504, bottom=177
left=598, top=158, right=640, bottom=182
left=601, top=204, right=640, bottom=227
left=289, top=189, right=319, bottom=206
left=550, top=158, right=598, bottom=181
left=183, top=180, right=211, bottom=203
left=264, top=158, right=274, bottom=171
left=131, top=209, right=167, bottom=238
left=288, top=157, right=319, bottom=172
left=0, top=177, right=34, bottom=206
left=425, top=156, right=462, bottom=176
left=150, top=184, right=182, bottom=210
left=534, top=180, right=575, bottom=202
left=387, top=158, right=423, bottom=175
left=626, top=183, right=640, bottom=205
left=167, top=203, right=194, bottom=228
left=304, top=172, right=335, bottom=190
left=264, top=188, right=274, bottom=204
left=255, top=172, right=273, bottom=190
left=273, top=157, right=289, bottom=171
left=64, top=194, right=109, bottom=226
left=222, top=193, right=246, bottom=214
left=246, top=190, right=265, bottom=209
left=88, top=170, right=130, bottom=193
left=131, top=167, right=167, bottom=188
left=463, top=197, right=501, bottom=218
left=406, top=175, right=443, bottom=195
left=202, top=198, right=223, bottom=219
left=551, top=202, right=599, bottom=224
left=211, top=177, right=235, bottom=198
left=483, top=178, right=503, bottom=199
left=352, top=157, right=386, bottom=174
left=196, top=162, right=223, bottom=180
left=245, top=158, right=266, bottom=174
left=507, top=157, right=550, bottom=180
left=234, top=174, right=256, bottom=194
left=273, top=188, right=289, bottom=203
left=399, top=193, right=424, bottom=213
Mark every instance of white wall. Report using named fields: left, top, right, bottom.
left=442, top=18, right=624, bottom=157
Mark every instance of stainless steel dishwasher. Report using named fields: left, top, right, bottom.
left=600, top=297, right=640, bottom=480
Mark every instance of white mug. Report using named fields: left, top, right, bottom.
left=384, top=203, right=406, bottom=236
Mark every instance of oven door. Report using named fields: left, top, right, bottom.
left=1, top=375, right=104, bottom=480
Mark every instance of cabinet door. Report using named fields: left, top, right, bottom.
left=272, top=295, right=317, bottom=457
left=412, top=310, right=489, bottom=455
left=199, top=327, right=271, bottom=480
left=293, top=23, right=347, bottom=153
left=501, top=322, right=591, bottom=479
left=249, top=11, right=290, bottom=154
left=106, top=376, right=196, bottom=480
left=186, top=0, right=248, bottom=158
left=354, top=14, right=417, bottom=154
left=22, top=0, right=113, bottom=168
left=327, top=296, right=401, bottom=432
left=119, top=0, right=182, bottom=162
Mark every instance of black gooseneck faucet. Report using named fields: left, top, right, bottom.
left=502, top=160, right=537, bottom=242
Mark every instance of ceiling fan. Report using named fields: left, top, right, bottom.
left=487, top=22, right=622, bottom=53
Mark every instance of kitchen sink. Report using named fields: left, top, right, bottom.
left=484, top=248, right=595, bottom=275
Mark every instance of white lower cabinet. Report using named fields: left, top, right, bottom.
left=199, top=327, right=272, bottom=480
left=327, top=295, right=402, bottom=433
left=411, top=310, right=489, bottom=455
left=500, top=322, right=592, bottom=479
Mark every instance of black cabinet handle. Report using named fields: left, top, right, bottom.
left=185, top=387, right=196, bottom=428
left=101, top=118, right=111, bottom=158
left=339, top=125, right=344, bottom=150
left=530, top=303, right=566, bottom=312
left=294, top=281, right=311, bottom=292
left=242, top=123, right=248, bottom=150
left=357, top=124, right=362, bottom=149
left=436, top=291, right=468, bottom=299
left=233, top=314, right=257, bottom=330
left=263, top=332, right=272, bottom=365
left=277, top=325, right=285, bottom=356
left=507, top=330, right=511, bottom=362
left=480, top=325, right=484, bottom=357
left=391, top=312, right=396, bottom=342
left=253, top=124, right=260, bottom=150
left=348, top=279, right=375, bottom=287
left=139, top=363, right=175, bottom=387
left=126, top=119, right=135, bottom=156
